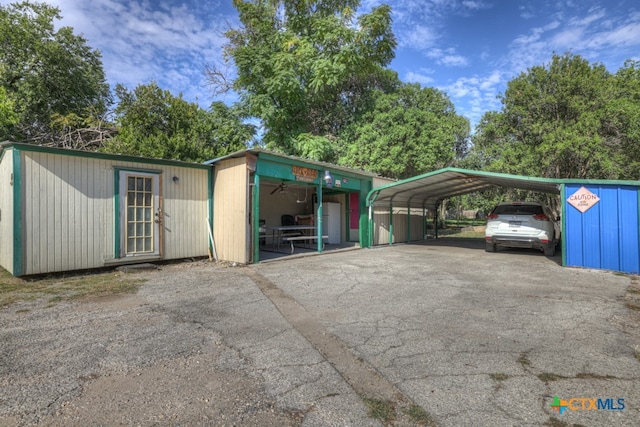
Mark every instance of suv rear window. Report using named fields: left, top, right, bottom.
left=492, top=205, right=543, bottom=215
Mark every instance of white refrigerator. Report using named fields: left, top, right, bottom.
left=319, top=202, right=341, bottom=244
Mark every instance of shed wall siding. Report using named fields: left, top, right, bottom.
left=158, top=166, right=209, bottom=260
left=213, top=158, right=248, bottom=264
left=21, top=152, right=209, bottom=275
left=373, top=208, right=391, bottom=245
left=0, top=148, right=14, bottom=274
left=23, top=152, right=111, bottom=274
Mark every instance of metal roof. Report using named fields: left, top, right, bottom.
left=367, top=167, right=564, bottom=209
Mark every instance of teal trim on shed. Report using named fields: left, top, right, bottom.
left=12, top=147, right=22, bottom=276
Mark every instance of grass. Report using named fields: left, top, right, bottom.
left=0, top=267, right=144, bottom=308
left=517, top=353, right=531, bottom=367
left=537, top=372, right=569, bottom=383
left=489, top=373, right=510, bottom=381
left=575, top=372, right=617, bottom=380
left=437, top=228, right=486, bottom=239
left=625, top=301, right=640, bottom=312
left=402, top=404, right=436, bottom=426
left=361, top=397, right=396, bottom=424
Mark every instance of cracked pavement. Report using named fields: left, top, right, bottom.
left=1, top=239, right=638, bottom=426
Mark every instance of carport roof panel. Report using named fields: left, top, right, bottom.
left=368, top=167, right=564, bottom=208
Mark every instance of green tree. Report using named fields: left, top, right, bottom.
left=0, top=1, right=111, bottom=143
left=212, top=0, right=396, bottom=159
left=0, top=86, right=18, bottom=129
left=338, top=83, right=470, bottom=179
left=472, top=53, right=635, bottom=180
left=104, top=82, right=253, bottom=162
left=608, top=59, right=640, bottom=178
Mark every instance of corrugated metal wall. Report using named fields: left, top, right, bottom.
left=213, top=157, right=248, bottom=264
left=565, top=184, right=640, bottom=274
left=20, top=151, right=209, bottom=275
left=372, top=207, right=426, bottom=245
left=0, top=148, right=14, bottom=274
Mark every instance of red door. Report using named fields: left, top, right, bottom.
left=349, top=193, right=360, bottom=229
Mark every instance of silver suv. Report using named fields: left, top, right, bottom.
left=485, top=202, right=560, bottom=256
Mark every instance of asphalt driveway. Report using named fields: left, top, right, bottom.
left=1, top=239, right=638, bottom=426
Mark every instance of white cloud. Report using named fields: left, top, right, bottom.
left=461, top=1, right=490, bottom=11
left=400, top=25, right=439, bottom=50
left=13, top=0, right=236, bottom=108
left=440, top=55, right=468, bottom=67
left=404, top=71, right=435, bottom=85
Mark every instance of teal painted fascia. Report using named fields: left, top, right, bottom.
left=12, top=147, right=22, bottom=276
left=0, top=142, right=210, bottom=170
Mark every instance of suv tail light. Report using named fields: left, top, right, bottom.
left=533, top=213, right=549, bottom=221
left=487, top=213, right=499, bottom=219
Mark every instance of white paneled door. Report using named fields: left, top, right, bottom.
left=119, top=171, right=161, bottom=257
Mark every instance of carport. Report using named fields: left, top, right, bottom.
left=366, top=167, right=640, bottom=274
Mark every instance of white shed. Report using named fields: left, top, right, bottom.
left=0, top=142, right=212, bottom=276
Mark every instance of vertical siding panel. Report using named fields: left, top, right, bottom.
left=565, top=184, right=583, bottom=268
left=581, top=187, right=601, bottom=269
left=599, top=187, right=619, bottom=271
left=22, top=154, right=33, bottom=273
left=373, top=208, right=390, bottom=245
left=38, top=154, right=49, bottom=273
left=78, top=156, right=86, bottom=269
left=160, top=166, right=208, bottom=260
left=213, top=158, right=247, bottom=263
left=61, top=154, right=71, bottom=271
left=619, top=187, right=639, bottom=274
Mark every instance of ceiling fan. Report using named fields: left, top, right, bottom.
left=270, top=182, right=288, bottom=195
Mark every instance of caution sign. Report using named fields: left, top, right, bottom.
left=567, top=186, right=600, bottom=213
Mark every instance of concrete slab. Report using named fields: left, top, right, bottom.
left=254, top=240, right=640, bottom=425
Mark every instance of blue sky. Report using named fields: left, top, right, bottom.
left=4, top=0, right=640, bottom=130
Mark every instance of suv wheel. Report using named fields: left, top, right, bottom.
left=544, top=245, right=555, bottom=256
left=485, top=242, right=496, bottom=252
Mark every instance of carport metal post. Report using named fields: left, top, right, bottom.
left=422, top=207, right=426, bottom=240
left=389, top=202, right=394, bottom=245
left=434, top=201, right=440, bottom=239
left=407, top=206, right=411, bottom=243
left=407, top=196, right=413, bottom=243
left=317, top=180, right=323, bottom=252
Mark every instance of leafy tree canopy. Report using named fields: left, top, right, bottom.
left=213, top=0, right=397, bottom=159
left=103, top=82, right=254, bottom=162
left=0, top=1, right=111, bottom=143
left=338, top=83, right=470, bottom=179
left=472, top=53, right=639, bottom=180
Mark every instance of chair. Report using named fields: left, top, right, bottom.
left=281, top=215, right=302, bottom=240
left=281, top=215, right=296, bottom=226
